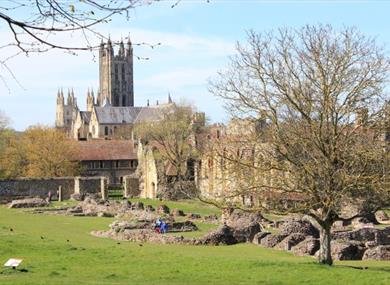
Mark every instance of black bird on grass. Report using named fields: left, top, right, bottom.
left=9, top=228, right=13, bottom=232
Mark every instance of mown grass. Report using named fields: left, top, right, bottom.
left=1, top=204, right=390, bottom=285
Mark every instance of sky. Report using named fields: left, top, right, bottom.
left=1, top=0, right=390, bottom=131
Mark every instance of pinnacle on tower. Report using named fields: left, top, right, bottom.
left=87, top=88, right=95, bottom=112
left=67, top=89, right=72, bottom=105
left=119, top=39, right=125, bottom=57
left=126, top=35, right=132, bottom=57
left=57, top=89, right=64, bottom=105
left=168, top=93, right=173, bottom=104
left=106, top=36, right=113, bottom=55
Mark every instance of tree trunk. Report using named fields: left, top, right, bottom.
left=318, top=223, right=333, bottom=265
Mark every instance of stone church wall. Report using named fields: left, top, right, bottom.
left=74, top=177, right=106, bottom=196
left=137, top=142, right=158, bottom=199
left=0, top=176, right=106, bottom=203
left=123, top=174, right=140, bottom=198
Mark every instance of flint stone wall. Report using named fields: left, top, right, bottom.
left=123, top=175, right=140, bottom=198
left=75, top=177, right=107, bottom=196
left=0, top=176, right=107, bottom=203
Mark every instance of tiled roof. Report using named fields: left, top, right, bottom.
left=74, top=140, right=137, bottom=161
left=80, top=111, right=91, bottom=124
left=94, top=106, right=142, bottom=124
left=134, top=105, right=169, bottom=123
left=93, top=104, right=174, bottom=125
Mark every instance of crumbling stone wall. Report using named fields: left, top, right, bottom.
left=123, top=174, right=140, bottom=198
left=136, top=142, right=198, bottom=200
left=137, top=142, right=159, bottom=198
left=0, top=177, right=74, bottom=202
left=74, top=177, right=106, bottom=196
left=0, top=176, right=107, bottom=203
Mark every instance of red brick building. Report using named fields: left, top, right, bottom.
left=74, top=140, right=138, bottom=186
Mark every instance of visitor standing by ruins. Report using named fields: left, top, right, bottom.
left=47, top=191, right=52, bottom=203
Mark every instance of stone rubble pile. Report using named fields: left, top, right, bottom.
left=8, top=197, right=49, bottom=208
left=66, top=196, right=130, bottom=217
left=251, top=214, right=390, bottom=261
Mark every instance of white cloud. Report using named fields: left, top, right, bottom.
left=137, top=66, right=217, bottom=90
left=129, top=28, right=235, bottom=57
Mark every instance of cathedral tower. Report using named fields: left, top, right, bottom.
left=98, top=37, right=134, bottom=107
left=55, top=88, right=78, bottom=133
left=55, top=89, right=65, bottom=127
left=86, top=89, right=95, bottom=112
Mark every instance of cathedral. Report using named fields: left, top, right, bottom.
left=54, top=37, right=204, bottom=189
left=55, top=37, right=173, bottom=140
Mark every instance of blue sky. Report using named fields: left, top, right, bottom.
left=1, top=0, right=390, bottom=130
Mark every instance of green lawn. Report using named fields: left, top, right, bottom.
left=1, top=205, right=390, bottom=285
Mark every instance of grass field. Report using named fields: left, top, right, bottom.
left=1, top=202, right=390, bottom=285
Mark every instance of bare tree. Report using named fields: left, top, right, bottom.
left=134, top=103, right=203, bottom=197
left=0, top=0, right=158, bottom=53
left=0, top=0, right=162, bottom=88
left=210, top=25, right=390, bottom=265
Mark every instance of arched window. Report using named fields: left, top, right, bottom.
left=104, top=126, right=109, bottom=136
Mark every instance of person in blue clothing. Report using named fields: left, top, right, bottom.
left=160, top=221, right=168, bottom=234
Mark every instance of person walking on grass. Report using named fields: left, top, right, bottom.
left=155, top=218, right=162, bottom=233
left=47, top=191, right=52, bottom=203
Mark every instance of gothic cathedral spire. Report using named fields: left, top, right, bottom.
left=98, top=36, right=134, bottom=107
